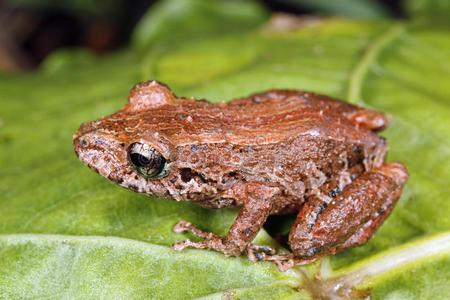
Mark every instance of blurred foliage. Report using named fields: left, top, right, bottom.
left=279, top=0, right=391, bottom=19
left=8, top=0, right=122, bottom=16
left=132, top=0, right=269, bottom=53
left=405, top=0, right=450, bottom=16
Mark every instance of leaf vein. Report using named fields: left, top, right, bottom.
left=347, top=23, right=405, bottom=104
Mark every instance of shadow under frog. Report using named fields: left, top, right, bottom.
left=73, top=80, right=408, bottom=271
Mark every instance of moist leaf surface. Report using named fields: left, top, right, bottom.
left=0, top=0, right=449, bottom=298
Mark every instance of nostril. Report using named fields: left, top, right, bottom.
left=79, top=137, right=88, bottom=147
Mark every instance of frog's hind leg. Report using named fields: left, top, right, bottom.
left=288, top=162, right=408, bottom=261
left=347, top=109, right=391, bottom=132
left=252, top=162, right=408, bottom=271
left=335, top=180, right=402, bottom=252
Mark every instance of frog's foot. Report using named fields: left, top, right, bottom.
left=246, top=244, right=277, bottom=261
left=248, top=252, right=319, bottom=272
left=173, top=220, right=221, bottom=240
left=173, top=220, right=238, bottom=256
left=172, top=220, right=222, bottom=251
left=173, top=220, right=276, bottom=258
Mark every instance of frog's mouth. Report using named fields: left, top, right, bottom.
left=73, top=127, right=127, bottom=181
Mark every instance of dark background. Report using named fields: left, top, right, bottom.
left=0, top=0, right=403, bottom=71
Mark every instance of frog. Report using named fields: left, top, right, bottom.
left=73, top=80, right=408, bottom=271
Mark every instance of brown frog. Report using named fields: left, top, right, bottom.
left=73, top=80, right=408, bottom=271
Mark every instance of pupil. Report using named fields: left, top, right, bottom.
left=130, top=153, right=150, bottom=167
left=128, top=142, right=167, bottom=178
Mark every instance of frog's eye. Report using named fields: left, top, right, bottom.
left=128, top=143, right=167, bottom=178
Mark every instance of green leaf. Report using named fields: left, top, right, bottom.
left=1, top=0, right=449, bottom=298
left=131, top=0, right=269, bottom=54
left=0, top=234, right=297, bottom=299
left=405, top=0, right=450, bottom=17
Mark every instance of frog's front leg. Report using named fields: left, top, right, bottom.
left=173, top=184, right=278, bottom=257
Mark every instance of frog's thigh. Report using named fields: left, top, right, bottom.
left=347, top=109, right=390, bottom=131
left=336, top=178, right=401, bottom=251
left=288, top=162, right=408, bottom=258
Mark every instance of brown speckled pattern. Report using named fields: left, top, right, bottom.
left=73, top=80, right=408, bottom=271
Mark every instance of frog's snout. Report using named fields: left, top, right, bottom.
left=73, top=121, right=125, bottom=179
left=73, top=135, right=91, bottom=162
left=73, top=122, right=92, bottom=153
left=73, top=130, right=93, bottom=162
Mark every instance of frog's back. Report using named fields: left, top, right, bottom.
left=109, top=86, right=388, bottom=150
left=169, top=90, right=389, bottom=207
left=219, top=90, right=386, bottom=147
